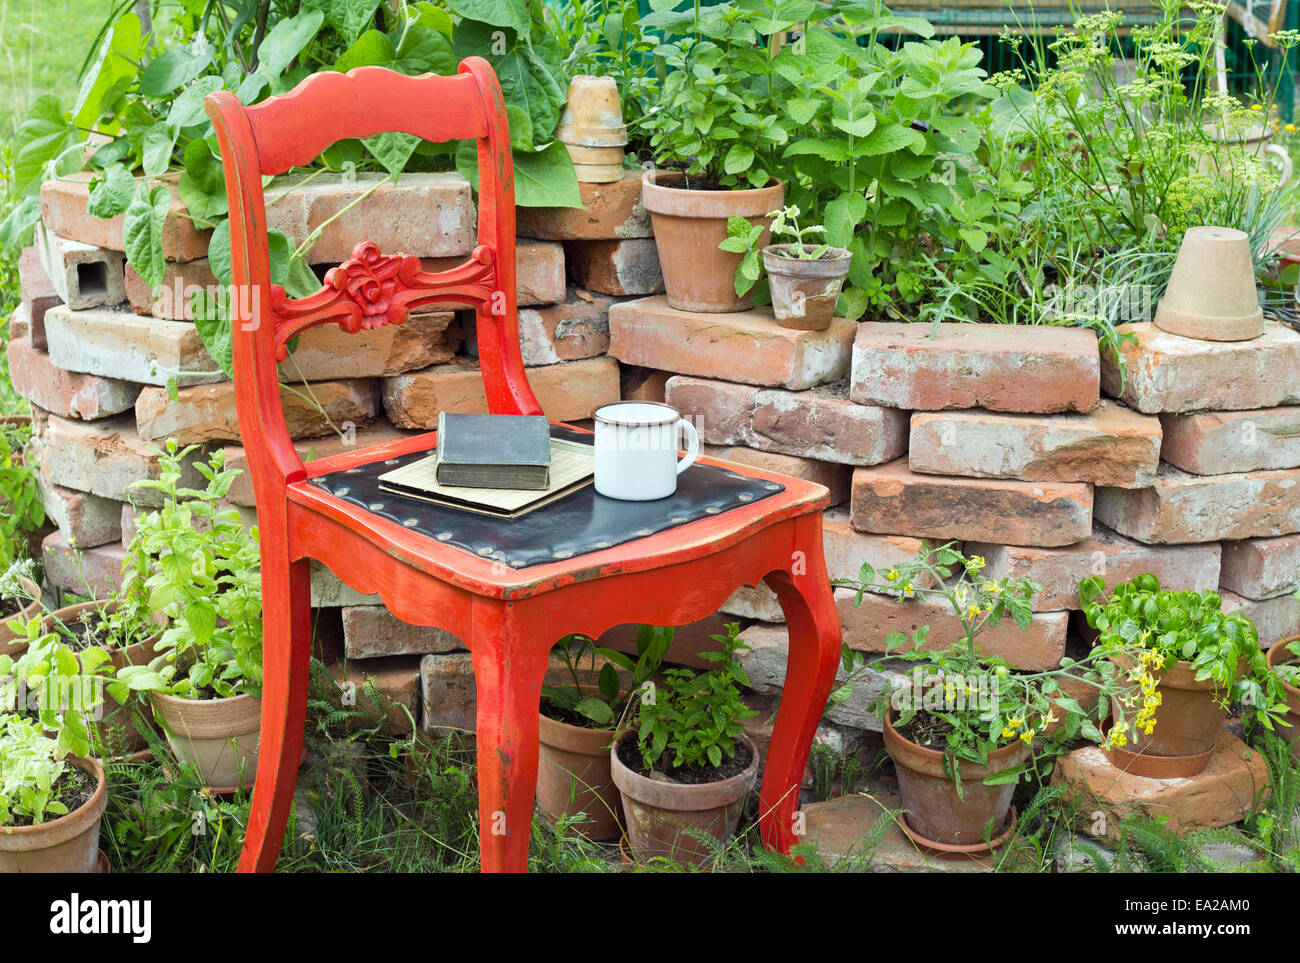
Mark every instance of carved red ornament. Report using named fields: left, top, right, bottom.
left=327, top=242, right=407, bottom=329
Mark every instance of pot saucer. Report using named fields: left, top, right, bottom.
left=897, top=807, right=1017, bottom=861
left=1100, top=716, right=1216, bottom=778
left=97, top=849, right=111, bottom=874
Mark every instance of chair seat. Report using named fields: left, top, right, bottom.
left=288, top=422, right=830, bottom=598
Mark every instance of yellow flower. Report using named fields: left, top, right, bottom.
left=886, top=569, right=899, bottom=581
left=1020, top=729, right=1034, bottom=744
left=967, top=604, right=981, bottom=618
left=902, top=582, right=915, bottom=598
left=1251, top=103, right=1264, bottom=110
left=967, top=555, right=986, bottom=571
left=1288, top=123, right=1296, bottom=132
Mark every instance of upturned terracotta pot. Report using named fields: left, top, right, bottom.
left=641, top=170, right=783, bottom=313
left=0, top=755, right=106, bottom=873
left=762, top=244, right=851, bottom=330
left=1109, top=655, right=1240, bottom=768
left=0, top=576, right=43, bottom=657
left=152, top=691, right=261, bottom=790
left=610, top=729, right=758, bottom=867
left=40, top=600, right=163, bottom=757
left=556, top=75, right=628, bottom=147
left=1267, top=638, right=1300, bottom=762
left=537, top=703, right=621, bottom=840
left=883, top=709, right=1028, bottom=848
left=1154, top=226, right=1263, bottom=341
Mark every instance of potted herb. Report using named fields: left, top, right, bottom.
left=638, top=8, right=786, bottom=312
left=0, top=558, right=43, bottom=657
left=609, top=623, right=758, bottom=866
left=1267, top=635, right=1300, bottom=761
left=537, top=626, right=671, bottom=840
left=722, top=205, right=852, bottom=330
left=838, top=545, right=1144, bottom=855
left=116, top=442, right=263, bottom=791
left=0, top=715, right=107, bottom=873
left=1080, top=574, right=1289, bottom=777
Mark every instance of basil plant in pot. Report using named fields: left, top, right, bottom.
left=838, top=545, right=1146, bottom=856
left=538, top=626, right=671, bottom=840
left=116, top=441, right=264, bottom=792
left=1267, top=631, right=1300, bottom=762
left=610, top=623, right=759, bottom=867
left=1081, top=574, right=1288, bottom=777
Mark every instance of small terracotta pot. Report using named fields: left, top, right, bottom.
left=0, top=755, right=106, bottom=873
left=762, top=244, right=851, bottom=330
left=609, top=729, right=758, bottom=867
left=641, top=169, right=783, bottom=313
left=40, top=599, right=163, bottom=758
left=1154, top=226, right=1263, bottom=341
left=1108, top=655, right=1241, bottom=774
left=556, top=75, right=628, bottom=147
left=0, top=576, right=44, bottom=657
left=564, top=143, right=626, bottom=184
left=152, top=691, right=261, bottom=790
left=537, top=703, right=620, bottom=840
left=1267, top=638, right=1300, bottom=762
left=883, top=709, right=1028, bottom=847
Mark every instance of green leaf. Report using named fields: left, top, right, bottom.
left=177, top=138, right=227, bottom=222
left=460, top=140, right=581, bottom=209
left=139, top=44, right=215, bottom=98
left=858, top=122, right=922, bottom=156
left=831, top=113, right=878, bottom=138
left=140, top=122, right=177, bottom=178
left=72, top=12, right=143, bottom=130
left=823, top=191, right=868, bottom=249
left=12, top=95, right=77, bottom=195
left=87, top=163, right=136, bottom=219
left=958, top=228, right=988, bottom=252
left=303, top=0, right=382, bottom=45
left=167, top=76, right=224, bottom=130
left=0, top=195, right=42, bottom=251
left=256, top=10, right=325, bottom=79
left=574, top=696, right=614, bottom=726
left=724, top=143, right=754, bottom=175
left=122, top=184, right=171, bottom=292
left=446, top=0, right=530, bottom=34
left=363, top=132, right=421, bottom=175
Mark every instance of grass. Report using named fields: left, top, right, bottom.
left=0, top=0, right=107, bottom=138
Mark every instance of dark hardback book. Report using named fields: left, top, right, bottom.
left=434, top=412, right=552, bottom=490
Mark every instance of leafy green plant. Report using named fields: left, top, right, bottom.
left=1080, top=573, right=1290, bottom=740
left=0, top=423, right=44, bottom=574
left=0, top=715, right=82, bottom=826
left=720, top=204, right=831, bottom=297
left=629, top=622, right=757, bottom=773
left=541, top=625, right=672, bottom=728
left=116, top=440, right=262, bottom=700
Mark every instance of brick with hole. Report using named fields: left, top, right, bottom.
left=34, top=225, right=127, bottom=311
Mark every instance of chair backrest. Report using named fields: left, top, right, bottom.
left=204, top=59, right=543, bottom=500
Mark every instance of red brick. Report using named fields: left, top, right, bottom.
left=277, top=311, right=460, bottom=381
left=39, top=413, right=207, bottom=504
left=18, top=245, right=57, bottom=302
left=1160, top=407, right=1300, bottom=475
left=37, top=464, right=123, bottom=548
left=909, top=401, right=1160, bottom=488
left=40, top=173, right=211, bottom=261
left=851, top=458, right=1093, bottom=547
left=1095, top=465, right=1300, bottom=544
left=1103, top=321, right=1300, bottom=413
left=518, top=288, right=613, bottom=365
left=330, top=656, right=422, bottom=733
left=381, top=356, right=620, bottom=429
left=619, top=366, right=671, bottom=403
left=565, top=238, right=664, bottom=295
left=41, top=530, right=127, bottom=598
left=851, top=322, right=1100, bottom=413
left=822, top=506, right=953, bottom=585
left=836, top=586, right=1069, bottom=670
left=515, top=169, right=652, bottom=240
left=1220, top=533, right=1300, bottom=600
left=966, top=526, right=1222, bottom=611
left=6, top=336, right=141, bottom=420
left=516, top=239, right=566, bottom=305
left=124, top=259, right=219, bottom=320
left=610, top=296, right=855, bottom=390
left=341, top=605, right=465, bottom=658
left=704, top=444, right=851, bottom=505
left=1221, top=590, right=1300, bottom=647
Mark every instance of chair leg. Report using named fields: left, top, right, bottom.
left=470, top=601, right=552, bottom=873
left=237, top=549, right=312, bottom=873
left=760, top=516, right=842, bottom=856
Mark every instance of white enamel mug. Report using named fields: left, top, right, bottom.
left=593, top=402, right=699, bottom=500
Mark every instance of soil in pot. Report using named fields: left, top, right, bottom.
left=641, top=169, right=783, bottom=313
left=1267, top=639, right=1300, bottom=762
left=609, top=730, right=758, bottom=868
left=763, top=244, right=851, bottom=331
left=537, top=704, right=621, bottom=841
left=883, top=709, right=1027, bottom=850
left=0, top=755, right=107, bottom=873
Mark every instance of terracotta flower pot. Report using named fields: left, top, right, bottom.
left=883, top=709, right=1028, bottom=848
left=609, top=729, right=758, bottom=867
left=1267, top=638, right=1300, bottom=762
left=40, top=599, right=163, bottom=758
left=0, top=755, right=106, bottom=873
left=762, top=244, right=851, bottom=330
left=537, top=704, right=621, bottom=840
left=641, top=169, right=783, bottom=313
left=1154, top=226, right=1263, bottom=341
left=0, top=576, right=44, bottom=658
left=152, top=691, right=261, bottom=791
left=556, top=75, right=628, bottom=147
left=1106, top=655, right=1242, bottom=776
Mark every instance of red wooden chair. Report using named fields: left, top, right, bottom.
left=205, top=58, right=841, bottom=873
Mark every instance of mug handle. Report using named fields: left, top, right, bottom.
left=676, top=418, right=699, bottom=475
left=1266, top=143, right=1293, bottom=187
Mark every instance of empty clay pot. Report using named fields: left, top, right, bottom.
left=762, top=244, right=851, bottom=330
left=610, top=729, right=758, bottom=867
left=1154, top=226, right=1263, bottom=341
left=555, top=75, right=628, bottom=147
left=0, top=576, right=44, bottom=657
left=642, top=169, right=784, bottom=313
left=883, top=709, right=1028, bottom=847
left=1267, top=638, right=1300, bottom=762
left=1202, top=120, right=1293, bottom=187
left=152, top=691, right=261, bottom=790
left=0, top=755, right=106, bottom=873
left=537, top=704, right=621, bottom=840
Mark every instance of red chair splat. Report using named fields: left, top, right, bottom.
left=205, top=59, right=841, bottom=873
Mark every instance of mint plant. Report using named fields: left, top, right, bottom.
left=542, top=625, right=672, bottom=728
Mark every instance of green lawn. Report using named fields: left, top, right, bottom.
left=0, top=0, right=109, bottom=137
